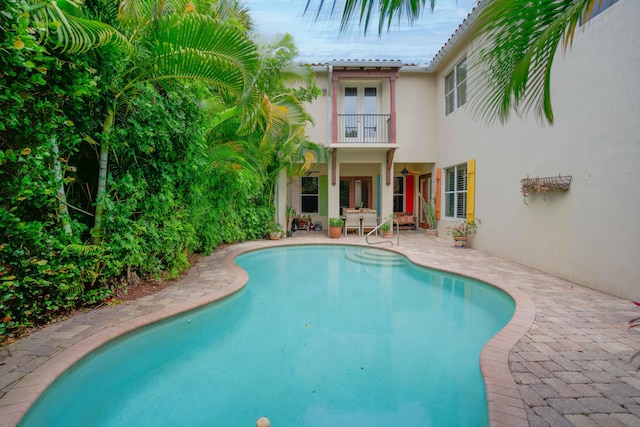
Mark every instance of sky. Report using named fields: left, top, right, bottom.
left=244, top=0, right=480, bottom=65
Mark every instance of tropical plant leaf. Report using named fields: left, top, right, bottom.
left=304, top=0, right=436, bottom=35
left=27, top=0, right=128, bottom=53
left=119, top=14, right=258, bottom=97
left=116, top=0, right=154, bottom=26
left=468, top=0, right=596, bottom=125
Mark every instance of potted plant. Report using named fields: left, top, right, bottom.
left=328, top=217, right=344, bottom=238
left=285, top=206, right=297, bottom=237
left=446, top=219, right=480, bottom=247
left=266, top=221, right=283, bottom=240
left=421, top=196, right=437, bottom=237
left=380, top=215, right=395, bottom=238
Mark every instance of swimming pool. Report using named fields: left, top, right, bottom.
left=20, top=245, right=514, bottom=426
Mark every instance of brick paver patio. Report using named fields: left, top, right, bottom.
left=1, top=231, right=639, bottom=426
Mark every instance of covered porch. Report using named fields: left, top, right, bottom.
left=278, top=146, right=436, bottom=236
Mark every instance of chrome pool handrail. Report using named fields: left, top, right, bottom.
left=365, top=219, right=399, bottom=246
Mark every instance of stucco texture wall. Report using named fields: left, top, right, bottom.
left=395, top=73, right=438, bottom=163
left=305, top=72, right=329, bottom=145
left=435, top=1, right=640, bottom=300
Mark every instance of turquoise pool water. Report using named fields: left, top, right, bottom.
left=20, top=245, right=514, bottom=427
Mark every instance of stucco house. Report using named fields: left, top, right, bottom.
left=275, top=0, right=639, bottom=300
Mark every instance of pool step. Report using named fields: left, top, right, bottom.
left=345, top=248, right=407, bottom=266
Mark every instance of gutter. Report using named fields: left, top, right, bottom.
left=327, top=64, right=332, bottom=146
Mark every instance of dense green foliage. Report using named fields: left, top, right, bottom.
left=0, top=0, right=319, bottom=338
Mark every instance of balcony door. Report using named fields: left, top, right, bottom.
left=343, top=85, right=378, bottom=142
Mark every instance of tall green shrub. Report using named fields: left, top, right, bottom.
left=0, top=0, right=112, bottom=335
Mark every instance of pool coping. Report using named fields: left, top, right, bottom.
left=0, top=239, right=534, bottom=427
left=388, top=244, right=535, bottom=427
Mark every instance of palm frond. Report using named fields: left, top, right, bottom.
left=117, top=0, right=154, bottom=26
left=91, top=0, right=121, bottom=26
left=61, top=243, right=104, bottom=255
left=253, top=93, right=310, bottom=154
left=210, top=0, right=254, bottom=32
left=278, top=62, right=316, bottom=90
left=26, top=0, right=128, bottom=52
left=120, top=14, right=258, bottom=97
left=469, top=0, right=595, bottom=125
left=204, top=105, right=242, bottom=134
left=304, top=0, right=435, bottom=35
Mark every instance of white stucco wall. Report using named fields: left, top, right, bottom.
left=435, top=0, right=640, bottom=300
left=395, top=73, right=438, bottom=163
left=305, top=71, right=330, bottom=146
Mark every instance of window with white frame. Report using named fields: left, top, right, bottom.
left=444, top=57, right=467, bottom=116
left=301, top=176, right=319, bottom=213
left=445, top=163, right=467, bottom=219
left=393, top=176, right=404, bottom=213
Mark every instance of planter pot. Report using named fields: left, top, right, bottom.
left=329, top=226, right=342, bottom=239
left=382, top=230, right=394, bottom=238
left=426, top=229, right=437, bottom=237
left=268, top=232, right=282, bottom=240
left=453, top=235, right=469, bottom=247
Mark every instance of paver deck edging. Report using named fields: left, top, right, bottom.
left=0, top=238, right=535, bottom=427
left=246, top=240, right=536, bottom=427
left=387, top=246, right=535, bottom=427
left=0, top=248, right=251, bottom=427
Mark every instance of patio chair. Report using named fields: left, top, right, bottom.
left=344, top=211, right=361, bottom=236
left=361, top=210, right=378, bottom=235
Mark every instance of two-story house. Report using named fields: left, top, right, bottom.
left=275, top=0, right=639, bottom=301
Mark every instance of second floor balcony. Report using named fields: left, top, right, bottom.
left=336, top=114, right=391, bottom=144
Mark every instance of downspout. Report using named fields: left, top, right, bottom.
left=327, top=64, right=333, bottom=146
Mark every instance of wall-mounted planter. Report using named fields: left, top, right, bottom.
left=521, top=175, right=572, bottom=205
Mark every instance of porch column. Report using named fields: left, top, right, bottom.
left=327, top=151, right=341, bottom=225
left=390, top=75, right=397, bottom=145
left=379, top=160, right=394, bottom=221
left=291, top=177, right=301, bottom=215
left=276, top=168, right=288, bottom=229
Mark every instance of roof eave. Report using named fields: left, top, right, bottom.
left=426, top=0, right=489, bottom=72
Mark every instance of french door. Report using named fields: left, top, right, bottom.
left=340, top=177, right=372, bottom=212
left=343, top=84, right=379, bottom=142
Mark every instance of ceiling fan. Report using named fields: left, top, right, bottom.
left=400, top=164, right=421, bottom=176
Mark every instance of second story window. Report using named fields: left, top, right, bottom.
left=444, top=57, right=467, bottom=116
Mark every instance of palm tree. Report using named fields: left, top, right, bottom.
left=204, top=33, right=327, bottom=204
left=306, top=0, right=605, bottom=124
left=90, top=11, right=259, bottom=243
left=15, top=0, right=260, bottom=243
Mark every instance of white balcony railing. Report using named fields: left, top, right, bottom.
left=336, top=114, right=391, bottom=143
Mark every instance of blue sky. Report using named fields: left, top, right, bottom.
left=244, top=0, right=479, bottom=65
